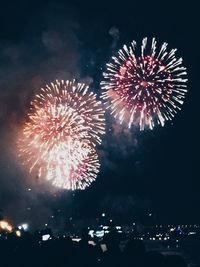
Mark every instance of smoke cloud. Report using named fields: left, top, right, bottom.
left=0, top=3, right=82, bottom=230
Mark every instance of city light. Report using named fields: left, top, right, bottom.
left=0, top=221, right=12, bottom=232
left=18, top=223, right=29, bottom=231
left=16, top=230, right=21, bottom=237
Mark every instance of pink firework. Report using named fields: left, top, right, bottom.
left=101, top=37, right=188, bottom=130
left=18, top=80, right=105, bottom=190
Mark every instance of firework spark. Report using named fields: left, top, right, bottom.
left=101, top=37, right=188, bottom=130
left=18, top=80, right=105, bottom=190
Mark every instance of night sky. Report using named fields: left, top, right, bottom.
left=0, top=0, right=199, bottom=230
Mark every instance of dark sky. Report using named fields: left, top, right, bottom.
left=0, top=0, right=199, bottom=230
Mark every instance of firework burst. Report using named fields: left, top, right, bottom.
left=101, top=37, right=188, bottom=130
left=18, top=80, right=105, bottom=190
left=46, top=142, right=100, bottom=190
left=33, top=80, right=105, bottom=145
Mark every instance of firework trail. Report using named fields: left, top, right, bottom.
left=101, top=37, right=188, bottom=130
left=18, top=80, right=105, bottom=190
